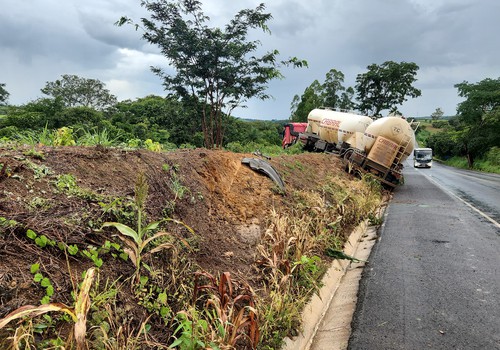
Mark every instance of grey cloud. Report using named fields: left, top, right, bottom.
left=1, top=0, right=499, bottom=118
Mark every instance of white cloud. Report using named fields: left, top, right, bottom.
left=101, top=48, right=169, bottom=100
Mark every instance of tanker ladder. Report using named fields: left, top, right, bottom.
left=391, top=134, right=412, bottom=171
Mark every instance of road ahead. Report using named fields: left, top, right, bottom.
left=348, top=163, right=500, bottom=350
left=423, top=162, right=500, bottom=224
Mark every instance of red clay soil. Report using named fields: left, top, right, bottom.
left=0, top=145, right=356, bottom=346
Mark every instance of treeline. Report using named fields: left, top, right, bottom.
left=2, top=72, right=498, bottom=172
left=0, top=94, right=283, bottom=150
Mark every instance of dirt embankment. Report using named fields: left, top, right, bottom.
left=0, top=145, right=380, bottom=348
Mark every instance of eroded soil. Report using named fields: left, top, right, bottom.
left=0, top=145, right=366, bottom=347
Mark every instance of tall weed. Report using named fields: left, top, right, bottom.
left=255, top=174, right=383, bottom=348
left=77, top=127, right=121, bottom=146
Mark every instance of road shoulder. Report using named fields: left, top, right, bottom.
left=283, top=206, right=385, bottom=350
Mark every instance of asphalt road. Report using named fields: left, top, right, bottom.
left=348, top=163, right=500, bottom=350
left=422, top=162, right=500, bottom=224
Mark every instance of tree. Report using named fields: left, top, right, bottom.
left=431, top=107, right=444, bottom=120
left=322, top=69, right=346, bottom=109
left=290, top=80, right=323, bottom=122
left=426, top=130, right=459, bottom=159
left=118, top=0, right=306, bottom=149
left=453, top=77, right=500, bottom=167
left=2, top=98, right=66, bottom=130
left=41, top=74, right=117, bottom=110
left=0, top=83, right=9, bottom=106
left=355, top=61, right=421, bottom=118
left=290, top=68, right=354, bottom=121
left=113, top=95, right=200, bottom=145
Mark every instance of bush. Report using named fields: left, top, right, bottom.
left=471, top=147, right=500, bottom=173
left=225, top=141, right=245, bottom=153
left=426, top=131, right=459, bottom=159
left=0, top=125, right=18, bottom=138
left=416, top=128, right=431, bottom=147
left=179, top=143, right=196, bottom=149
left=485, top=146, right=500, bottom=166
left=3, top=112, right=47, bottom=129
left=54, top=107, right=103, bottom=128
left=284, top=142, right=304, bottom=155
left=431, top=120, right=449, bottom=129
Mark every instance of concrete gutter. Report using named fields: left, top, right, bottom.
left=282, top=207, right=385, bottom=350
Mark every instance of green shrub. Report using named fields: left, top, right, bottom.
left=53, top=127, right=76, bottom=146
left=284, top=142, right=304, bottom=155
left=431, top=120, right=449, bottom=129
left=0, top=126, right=18, bottom=138
left=485, top=147, right=500, bottom=166
left=225, top=141, right=245, bottom=153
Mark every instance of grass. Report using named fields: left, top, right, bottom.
left=225, top=141, right=304, bottom=156
left=441, top=156, right=500, bottom=174
left=254, top=174, right=383, bottom=349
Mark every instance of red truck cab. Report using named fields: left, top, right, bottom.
left=282, top=122, right=308, bottom=148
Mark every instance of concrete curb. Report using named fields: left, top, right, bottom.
left=282, top=206, right=385, bottom=350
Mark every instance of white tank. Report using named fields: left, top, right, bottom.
left=307, top=109, right=373, bottom=145
left=361, top=116, right=415, bottom=162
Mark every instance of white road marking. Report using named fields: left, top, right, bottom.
left=417, top=169, right=500, bottom=229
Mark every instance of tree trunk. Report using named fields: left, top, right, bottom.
left=201, top=109, right=213, bottom=149
left=466, top=152, right=474, bottom=168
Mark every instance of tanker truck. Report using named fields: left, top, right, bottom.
left=297, top=108, right=418, bottom=188
left=299, top=108, right=373, bottom=152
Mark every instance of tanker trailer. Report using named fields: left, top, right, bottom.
left=299, top=108, right=373, bottom=152
left=341, top=116, right=417, bottom=188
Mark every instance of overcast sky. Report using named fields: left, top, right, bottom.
left=1, top=0, right=499, bottom=119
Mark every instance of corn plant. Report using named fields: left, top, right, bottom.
left=0, top=267, right=96, bottom=350
left=102, top=172, right=193, bottom=283
left=38, top=123, right=55, bottom=146
left=103, top=217, right=193, bottom=283
left=193, top=271, right=259, bottom=349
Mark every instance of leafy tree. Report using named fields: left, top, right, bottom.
left=339, top=86, right=356, bottom=111
left=431, top=107, right=444, bottom=120
left=290, top=68, right=355, bottom=121
left=41, top=74, right=117, bottom=110
left=56, top=107, right=104, bottom=129
left=289, top=94, right=301, bottom=120
left=453, top=77, right=500, bottom=167
left=355, top=61, right=421, bottom=118
left=118, top=0, right=306, bottom=149
left=2, top=98, right=66, bottom=130
left=426, top=130, right=459, bottom=159
left=322, top=69, right=347, bottom=109
left=224, top=118, right=282, bottom=146
left=291, top=80, right=323, bottom=122
left=112, top=95, right=199, bottom=145
left=0, top=83, right=9, bottom=106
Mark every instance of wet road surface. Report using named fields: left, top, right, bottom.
left=348, top=165, right=500, bottom=349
